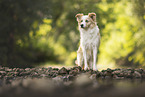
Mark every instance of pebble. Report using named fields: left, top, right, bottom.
left=89, top=74, right=97, bottom=80
left=133, top=71, right=142, bottom=78
left=58, top=67, right=68, bottom=75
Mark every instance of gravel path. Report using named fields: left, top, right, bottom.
left=0, top=66, right=145, bottom=97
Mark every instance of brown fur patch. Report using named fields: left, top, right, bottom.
left=75, top=13, right=84, bottom=22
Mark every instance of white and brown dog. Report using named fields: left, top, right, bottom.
left=75, top=13, right=100, bottom=70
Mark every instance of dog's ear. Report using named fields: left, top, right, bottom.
left=88, top=13, right=96, bottom=22
left=75, top=13, right=83, bottom=21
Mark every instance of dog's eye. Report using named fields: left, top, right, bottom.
left=85, top=20, right=89, bottom=22
left=81, top=20, right=83, bottom=22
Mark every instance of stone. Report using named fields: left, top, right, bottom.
left=25, top=68, right=30, bottom=71
left=49, top=70, right=58, bottom=77
left=89, top=74, right=97, bottom=80
left=136, top=68, right=144, bottom=74
left=52, top=75, right=63, bottom=82
left=58, top=67, right=68, bottom=75
left=67, top=75, right=75, bottom=81
left=0, top=71, right=6, bottom=75
left=69, top=69, right=78, bottom=76
left=19, top=71, right=31, bottom=76
left=72, top=66, right=82, bottom=72
left=117, top=73, right=124, bottom=77
left=5, top=68, right=12, bottom=72
left=133, top=71, right=142, bottom=78
left=107, top=68, right=112, bottom=73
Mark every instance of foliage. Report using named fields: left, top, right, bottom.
left=0, top=0, right=145, bottom=68
left=0, top=0, right=51, bottom=67
left=98, top=0, right=145, bottom=67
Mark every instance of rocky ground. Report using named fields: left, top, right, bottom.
left=0, top=66, right=145, bottom=97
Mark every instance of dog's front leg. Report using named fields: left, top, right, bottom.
left=82, top=47, right=88, bottom=70
left=77, top=47, right=83, bottom=67
left=93, top=46, right=97, bottom=71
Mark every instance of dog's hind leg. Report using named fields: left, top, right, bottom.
left=93, top=46, right=97, bottom=71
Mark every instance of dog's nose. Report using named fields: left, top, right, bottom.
left=81, top=24, right=84, bottom=28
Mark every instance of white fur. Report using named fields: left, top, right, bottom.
left=80, top=16, right=88, bottom=28
left=76, top=13, right=100, bottom=70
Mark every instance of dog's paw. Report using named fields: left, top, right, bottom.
left=84, top=67, right=90, bottom=71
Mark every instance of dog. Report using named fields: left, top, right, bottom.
left=75, top=13, right=100, bottom=70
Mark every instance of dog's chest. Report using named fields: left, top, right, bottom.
left=80, top=27, right=100, bottom=49
left=83, top=32, right=96, bottom=44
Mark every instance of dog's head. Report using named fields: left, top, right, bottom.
left=75, top=13, right=96, bottom=29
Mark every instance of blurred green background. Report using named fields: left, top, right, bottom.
left=0, top=0, right=144, bottom=69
